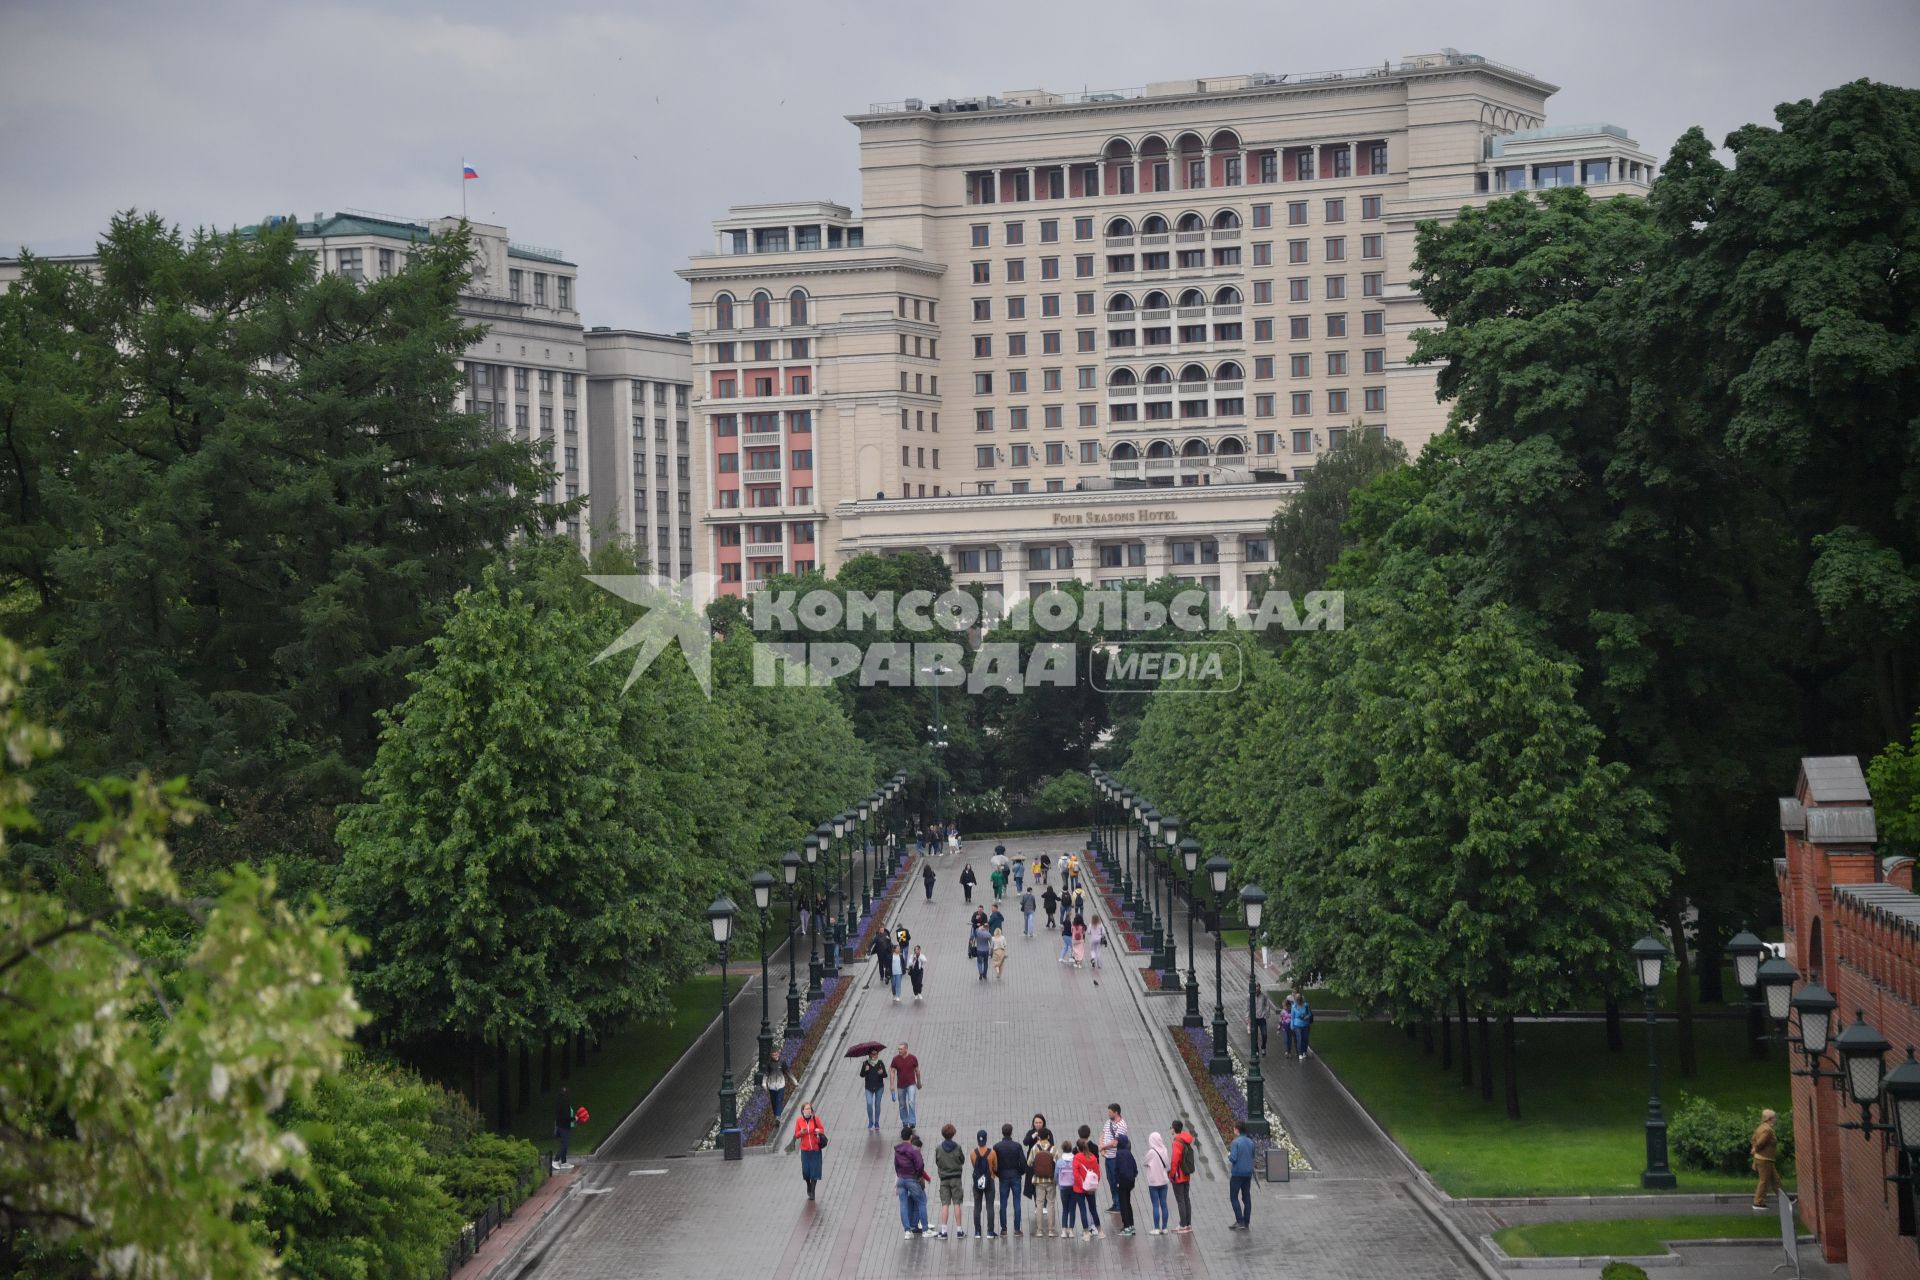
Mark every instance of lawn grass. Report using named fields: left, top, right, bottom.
left=489, top=975, right=740, bottom=1155
left=1314, top=1017, right=1792, bottom=1197
left=1494, top=1213, right=1799, bottom=1257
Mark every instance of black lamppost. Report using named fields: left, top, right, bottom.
left=815, top=821, right=841, bottom=976
left=781, top=849, right=803, bottom=1028
left=1142, top=805, right=1163, bottom=954
left=1630, top=934, right=1676, bottom=1189
left=1207, top=855, right=1232, bottom=1072
left=858, top=796, right=874, bottom=916
left=922, top=664, right=951, bottom=826
left=1159, top=815, right=1181, bottom=985
left=1180, top=837, right=1204, bottom=1028
left=1726, top=930, right=1769, bottom=1060
left=1117, top=786, right=1135, bottom=909
left=803, top=836, right=824, bottom=999
left=709, top=895, right=742, bottom=1159
left=1087, top=767, right=1102, bottom=861
left=750, top=868, right=776, bottom=1076
left=1240, top=883, right=1269, bottom=1136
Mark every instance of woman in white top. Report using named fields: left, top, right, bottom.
left=1087, top=915, right=1107, bottom=984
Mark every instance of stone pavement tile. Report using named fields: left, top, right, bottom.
left=498, top=834, right=1488, bottom=1279
left=454, top=1167, right=575, bottom=1280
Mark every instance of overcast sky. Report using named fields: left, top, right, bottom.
left=3, top=0, right=1914, bottom=331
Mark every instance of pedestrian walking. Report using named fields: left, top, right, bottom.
left=990, top=865, right=1007, bottom=899
left=1290, top=990, right=1314, bottom=1060
left=895, top=924, right=912, bottom=955
left=1251, top=983, right=1272, bottom=1054
left=987, top=902, right=1005, bottom=935
left=798, top=898, right=811, bottom=938
left=1072, top=1139, right=1104, bottom=1239
left=971, top=1129, right=997, bottom=1238
left=1071, top=916, right=1088, bottom=969
left=553, top=1085, right=576, bottom=1169
left=1058, top=913, right=1076, bottom=964
left=907, top=945, right=926, bottom=1000
left=971, top=920, right=992, bottom=981
left=765, top=1056, right=793, bottom=1122
left=960, top=863, right=977, bottom=903
left=1088, top=915, right=1106, bottom=984
left=911, top=1130, right=931, bottom=1233
left=895, top=1126, right=929, bottom=1239
left=795, top=1103, right=826, bottom=1200
left=1030, top=1130, right=1059, bottom=1236
left=1042, top=885, right=1060, bottom=930
left=1751, top=1108, right=1781, bottom=1210
left=1020, top=888, right=1037, bottom=937
left=1169, top=1119, right=1196, bottom=1232
left=935, top=1123, right=967, bottom=1238
left=922, top=862, right=936, bottom=902
left=1111, top=1133, right=1139, bottom=1235
left=1039, top=853, right=1052, bottom=886
left=1053, top=1133, right=1079, bottom=1236
left=1029, top=857, right=1043, bottom=889
left=1100, top=1104, right=1128, bottom=1214
left=1227, top=1121, right=1255, bottom=1228
left=1072, top=887, right=1087, bottom=920
left=869, top=927, right=895, bottom=989
left=858, top=1049, right=887, bottom=1131
left=947, top=825, right=960, bottom=856
left=1012, top=858, right=1026, bottom=892
left=890, top=945, right=906, bottom=1002
left=890, top=1042, right=921, bottom=1129
left=992, top=1122, right=1027, bottom=1235
left=1281, top=992, right=1298, bottom=1056
left=1144, top=1131, right=1172, bottom=1234
left=990, top=926, right=1009, bottom=979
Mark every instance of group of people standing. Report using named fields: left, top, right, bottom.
left=917, top=823, right=961, bottom=857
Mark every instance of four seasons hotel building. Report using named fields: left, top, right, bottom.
left=682, top=51, right=1657, bottom=603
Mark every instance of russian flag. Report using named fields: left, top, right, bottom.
left=462, top=165, right=479, bottom=180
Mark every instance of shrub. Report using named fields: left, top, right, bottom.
left=1669, top=1094, right=1793, bottom=1176
left=1026, top=773, right=1094, bottom=826
left=1601, top=1264, right=1650, bottom=1280
left=433, top=1131, right=543, bottom=1220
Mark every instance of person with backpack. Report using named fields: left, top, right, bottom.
left=1110, top=1133, right=1139, bottom=1236
left=987, top=902, right=1005, bottom=935
left=553, top=1086, right=576, bottom=1169
left=1053, top=1132, right=1079, bottom=1236
left=1144, top=1130, right=1172, bottom=1234
left=991, top=1122, right=1027, bottom=1236
left=795, top=1102, right=826, bottom=1200
left=907, top=945, right=927, bottom=1001
left=1169, top=1119, right=1196, bottom=1232
left=934, top=1123, right=967, bottom=1238
left=869, top=927, right=895, bottom=991
left=970, top=1129, right=997, bottom=1239
left=1290, top=990, right=1314, bottom=1060
left=1072, top=1137, right=1104, bottom=1239
left=959, top=863, right=977, bottom=903
left=764, top=1055, right=793, bottom=1122
left=1028, top=1130, right=1059, bottom=1236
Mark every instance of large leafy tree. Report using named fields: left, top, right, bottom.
left=0, top=637, right=362, bottom=1278
left=1259, top=431, right=1407, bottom=614
left=0, top=213, right=567, bottom=862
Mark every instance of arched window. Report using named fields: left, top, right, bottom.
left=1213, top=286, right=1242, bottom=306
left=1214, top=361, right=1244, bottom=380
left=1107, top=292, right=1136, bottom=313
left=1141, top=214, right=1169, bottom=234
left=788, top=289, right=809, bottom=325
left=1182, top=438, right=1211, bottom=459
left=1146, top=440, right=1175, bottom=458
left=1179, top=363, right=1209, bottom=383
left=751, top=291, right=772, bottom=327
left=1209, top=129, right=1241, bottom=151
left=1109, top=367, right=1139, bottom=387
left=1111, top=441, right=1139, bottom=461
left=1142, top=290, right=1170, bottom=309
left=1105, top=216, right=1134, bottom=237
left=1144, top=365, right=1173, bottom=385
left=1216, top=436, right=1247, bottom=456
left=1212, top=209, right=1242, bottom=230
left=1178, top=289, right=1206, bottom=308
left=714, top=294, right=734, bottom=330
left=1176, top=212, right=1205, bottom=232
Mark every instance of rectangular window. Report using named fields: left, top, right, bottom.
left=1368, top=142, right=1388, bottom=174
left=1042, top=332, right=1062, bottom=355
left=972, top=262, right=990, bottom=284
left=1077, top=366, right=1096, bottom=389
left=1252, top=242, right=1272, bottom=266
left=1324, top=237, right=1346, bottom=262
left=976, top=409, right=994, bottom=431
left=1075, top=255, right=1094, bottom=278
left=1009, top=408, right=1029, bottom=432
left=1327, top=351, right=1349, bottom=376
left=1329, top=146, right=1352, bottom=178
left=1250, top=318, right=1271, bottom=341
left=1362, top=234, right=1383, bottom=259
left=1291, top=392, right=1312, bottom=416
left=1290, top=353, right=1311, bottom=378
left=1289, top=316, right=1310, bottom=340
left=1079, top=441, right=1099, bottom=463
left=1006, top=259, right=1026, bottom=282
left=974, top=373, right=993, bottom=394
left=1076, top=292, right=1095, bottom=315
left=976, top=446, right=997, bottom=468
left=1256, top=432, right=1276, bottom=454
left=1007, top=297, right=1027, bottom=320
left=1364, top=310, right=1384, bottom=336
left=1326, top=314, right=1348, bottom=338
left=1364, top=387, right=1386, bottom=412
left=1040, top=219, right=1059, bottom=242
left=1045, top=441, right=1065, bottom=464
left=1324, top=199, right=1345, bottom=223
left=509, top=269, right=523, bottom=300
left=1075, top=217, right=1093, bottom=240
left=1044, top=405, right=1063, bottom=428
left=1288, top=239, right=1308, bottom=264
left=1363, top=348, right=1385, bottom=374
left=1255, top=394, right=1275, bottom=417
left=971, top=224, right=989, bottom=247
left=1009, top=371, right=1028, bottom=393
left=539, top=370, right=552, bottom=391
left=1078, top=403, right=1097, bottom=425
left=1362, top=272, right=1383, bottom=297
left=1251, top=204, right=1272, bottom=228
left=1042, top=294, right=1061, bottom=318
left=1040, top=257, right=1060, bottom=280
left=1005, top=222, right=1024, bottom=245
left=1077, top=330, right=1096, bottom=353
left=1288, top=278, right=1309, bottom=303
left=1581, top=159, right=1612, bottom=185
left=1007, top=334, right=1027, bottom=357
left=1254, top=356, right=1274, bottom=379
left=1328, top=426, right=1349, bottom=449
left=1252, top=280, right=1273, bottom=304
left=1533, top=162, right=1577, bottom=188
left=1287, top=201, right=1308, bottom=226
left=1212, top=247, right=1241, bottom=267
left=1011, top=444, right=1032, bottom=466
left=1328, top=389, right=1349, bottom=415
left=973, top=299, right=991, bottom=321
left=1292, top=429, right=1312, bottom=453
left=558, top=277, right=571, bottom=309
left=533, top=273, right=547, bottom=304
left=1325, top=276, right=1347, bottom=300
left=1361, top=195, right=1382, bottom=220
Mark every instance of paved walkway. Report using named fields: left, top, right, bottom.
left=489, top=834, right=1492, bottom=1279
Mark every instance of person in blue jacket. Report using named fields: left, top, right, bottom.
left=1289, top=991, right=1314, bottom=1060
left=1227, top=1121, right=1256, bottom=1229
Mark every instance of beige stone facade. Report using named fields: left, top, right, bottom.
left=684, top=51, right=1655, bottom=602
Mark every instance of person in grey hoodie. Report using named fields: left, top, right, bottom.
left=1019, top=887, right=1037, bottom=937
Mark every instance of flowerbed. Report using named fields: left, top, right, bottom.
left=1169, top=1024, right=1309, bottom=1172
left=1079, top=856, right=1149, bottom=951
left=735, top=857, right=911, bottom=1148
left=1140, top=967, right=1175, bottom=992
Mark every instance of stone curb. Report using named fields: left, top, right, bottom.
left=1477, top=1231, right=1818, bottom=1271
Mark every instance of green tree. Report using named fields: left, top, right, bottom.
left=0, top=213, right=568, bottom=863
left=1261, top=431, right=1407, bottom=609
left=0, top=637, right=362, bottom=1279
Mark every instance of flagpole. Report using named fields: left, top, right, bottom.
left=461, top=156, right=467, bottom=220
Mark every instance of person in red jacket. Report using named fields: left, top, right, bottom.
left=1072, top=1140, right=1104, bottom=1240
left=795, top=1103, right=826, bottom=1201
left=1168, top=1119, right=1196, bottom=1233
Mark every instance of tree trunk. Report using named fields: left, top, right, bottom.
left=1405, top=1021, right=1418, bottom=1043
left=1458, top=991, right=1473, bottom=1090
left=1440, top=1007, right=1453, bottom=1071
left=541, top=1040, right=553, bottom=1093
left=494, top=1038, right=511, bottom=1132
left=575, top=1030, right=588, bottom=1069
left=559, top=1034, right=572, bottom=1081
left=1696, top=915, right=1725, bottom=1006
left=1421, top=1019, right=1434, bottom=1057
left=1501, top=1016, right=1521, bottom=1120
left=517, top=1042, right=532, bottom=1113
left=1666, top=899, right=1697, bottom=1078
left=1477, top=1013, right=1493, bottom=1103
left=1605, top=998, right=1625, bottom=1052
left=469, top=1038, right=484, bottom=1112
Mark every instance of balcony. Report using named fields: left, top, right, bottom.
left=745, top=542, right=786, bottom=558
left=1211, top=228, right=1242, bottom=241
left=743, top=468, right=784, bottom=484
left=1105, top=235, right=1135, bottom=248
left=1175, top=231, right=1206, bottom=243
left=742, top=430, right=781, bottom=447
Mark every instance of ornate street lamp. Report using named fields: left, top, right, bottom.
left=780, top=849, right=803, bottom=1028
left=802, top=836, right=824, bottom=999
left=815, top=821, right=841, bottom=975
left=1117, top=786, right=1136, bottom=907
left=1160, top=815, right=1182, bottom=984
left=1207, top=855, right=1232, bottom=1073
left=1758, top=955, right=1799, bottom=1025
left=1142, top=804, right=1163, bottom=953
left=1882, top=1050, right=1920, bottom=1169
left=1789, top=982, right=1837, bottom=1063
left=708, top=895, right=742, bottom=1159
left=1836, top=1013, right=1892, bottom=1131
left=859, top=795, right=875, bottom=910
left=749, top=869, right=776, bottom=1077
left=1630, top=935, right=1676, bottom=1188
left=1180, top=837, right=1204, bottom=1028
left=1726, top=930, right=1768, bottom=1060
left=832, top=812, right=855, bottom=941
left=1240, top=883, right=1269, bottom=1136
